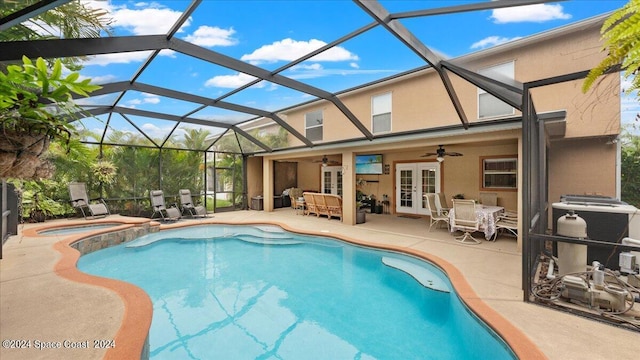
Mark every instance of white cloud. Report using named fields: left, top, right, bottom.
left=286, top=67, right=396, bottom=80
left=109, top=5, right=189, bottom=35
left=183, top=26, right=237, bottom=47
left=141, top=93, right=161, bottom=104
left=241, top=38, right=358, bottom=64
left=82, top=51, right=153, bottom=66
left=491, top=4, right=571, bottom=24
left=204, top=72, right=263, bottom=88
left=350, top=62, right=359, bottom=69
left=127, top=99, right=142, bottom=105
left=84, top=74, right=118, bottom=84
left=290, top=63, right=323, bottom=71
left=471, top=35, right=521, bottom=49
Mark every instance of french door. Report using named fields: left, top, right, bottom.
left=395, top=162, right=440, bottom=215
left=321, top=166, right=343, bottom=196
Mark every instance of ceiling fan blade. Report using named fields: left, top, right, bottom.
left=445, top=152, right=463, bottom=157
left=420, top=153, right=437, bottom=157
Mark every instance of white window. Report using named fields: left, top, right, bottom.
left=478, top=61, right=515, bottom=119
left=481, top=156, right=517, bottom=190
left=372, top=92, right=392, bottom=134
left=305, top=110, right=323, bottom=141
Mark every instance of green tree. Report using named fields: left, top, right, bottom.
left=620, top=130, right=640, bottom=207
left=583, top=0, right=640, bottom=101
left=0, top=0, right=112, bottom=69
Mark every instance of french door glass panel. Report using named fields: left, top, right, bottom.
left=396, top=163, right=440, bottom=215
left=321, top=166, right=342, bottom=195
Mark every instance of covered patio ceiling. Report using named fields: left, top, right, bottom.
left=1, top=0, right=591, bottom=155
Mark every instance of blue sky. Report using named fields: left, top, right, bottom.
left=70, top=0, right=637, bottom=140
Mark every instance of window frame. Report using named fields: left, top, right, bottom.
left=304, top=110, right=323, bottom=142
left=479, top=155, right=518, bottom=191
left=371, top=92, right=392, bottom=134
left=477, top=61, right=516, bottom=119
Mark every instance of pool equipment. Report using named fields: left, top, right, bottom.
left=556, top=211, right=588, bottom=276
left=619, top=237, right=640, bottom=275
left=560, top=274, right=629, bottom=312
left=552, top=196, right=640, bottom=269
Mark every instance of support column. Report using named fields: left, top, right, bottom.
left=342, top=151, right=356, bottom=225
left=262, top=157, right=274, bottom=211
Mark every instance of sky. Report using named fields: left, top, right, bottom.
left=51, top=0, right=638, bottom=140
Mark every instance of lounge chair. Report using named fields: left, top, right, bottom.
left=324, top=194, right=343, bottom=221
left=68, top=182, right=110, bottom=219
left=179, top=189, right=208, bottom=218
left=150, top=190, right=181, bottom=221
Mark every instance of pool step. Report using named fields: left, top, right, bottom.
left=234, top=233, right=302, bottom=245
left=382, top=257, right=450, bottom=293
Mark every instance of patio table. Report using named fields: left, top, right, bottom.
left=449, top=205, right=504, bottom=240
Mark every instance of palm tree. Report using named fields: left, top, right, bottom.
left=0, top=0, right=112, bottom=69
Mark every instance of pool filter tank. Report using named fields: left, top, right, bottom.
left=557, top=211, right=588, bottom=276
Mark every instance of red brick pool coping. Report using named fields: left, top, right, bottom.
left=37, top=218, right=546, bottom=360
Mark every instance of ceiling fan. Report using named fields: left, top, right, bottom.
left=313, top=155, right=340, bottom=166
left=420, top=145, right=463, bottom=162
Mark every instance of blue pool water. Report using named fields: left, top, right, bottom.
left=39, top=223, right=119, bottom=235
left=77, top=225, right=515, bottom=360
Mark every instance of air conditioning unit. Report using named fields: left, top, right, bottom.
left=552, top=196, right=640, bottom=270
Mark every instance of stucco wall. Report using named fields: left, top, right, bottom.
left=548, top=138, right=618, bottom=204
left=281, top=17, right=618, bottom=144
left=246, top=156, right=263, bottom=199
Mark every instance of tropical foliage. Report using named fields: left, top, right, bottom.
left=621, top=129, right=640, bottom=207
left=0, top=0, right=112, bottom=69
left=583, top=0, right=640, bottom=101
left=0, top=57, right=101, bottom=143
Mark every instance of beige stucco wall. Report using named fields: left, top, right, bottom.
left=548, top=138, right=618, bottom=204
left=282, top=17, right=617, bottom=144
left=246, top=156, right=263, bottom=199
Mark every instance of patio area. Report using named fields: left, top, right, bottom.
left=0, top=209, right=636, bottom=360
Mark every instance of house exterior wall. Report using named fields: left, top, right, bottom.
left=256, top=15, right=619, bottom=243
left=246, top=156, right=263, bottom=200
left=548, top=139, right=618, bottom=204
left=281, top=16, right=617, bottom=143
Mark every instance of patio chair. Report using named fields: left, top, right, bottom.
left=452, top=199, right=481, bottom=244
left=312, top=193, right=330, bottom=218
left=303, top=192, right=317, bottom=216
left=150, top=190, right=181, bottom=222
left=479, top=192, right=498, bottom=206
left=425, top=193, right=449, bottom=231
left=179, top=189, right=208, bottom=218
left=435, top=192, right=450, bottom=215
left=68, top=182, right=110, bottom=219
left=325, top=194, right=343, bottom=221
left=289, top=188, right=303, bottom=208
left=492, top=212, right=518, bottom=241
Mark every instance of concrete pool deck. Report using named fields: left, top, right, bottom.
left=1, top=210, right=637, bottom=359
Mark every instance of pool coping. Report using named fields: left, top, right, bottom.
left=46, top=218, right=546, bottom=360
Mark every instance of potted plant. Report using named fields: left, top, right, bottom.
left=0, top=56, right=101, bottom=179
left=356, top=200, right=366, bottom=224
left=91, top=159, right=118, bottom=184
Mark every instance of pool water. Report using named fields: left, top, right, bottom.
left=77, top=225, right=515, bottom=360
left=39, top=223, right=119, bottom=235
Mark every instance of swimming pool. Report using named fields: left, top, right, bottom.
left=38, top=223, right=120, bottom=235
left=77, top=225, right=515, bottom=359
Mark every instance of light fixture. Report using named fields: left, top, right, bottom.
left=436, top=156, right=444, bottom=163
